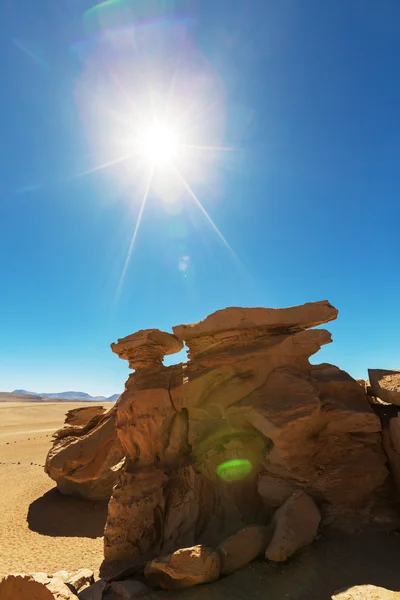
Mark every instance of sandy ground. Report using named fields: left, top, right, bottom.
left=0, top=402, right=108, bottom=576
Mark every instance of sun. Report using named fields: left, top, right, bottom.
left=136, top=121, right=181, bottom=166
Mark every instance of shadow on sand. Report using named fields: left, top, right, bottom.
left=27, top=488, right=108, bottom=538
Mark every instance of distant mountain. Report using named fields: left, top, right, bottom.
left=11, top=389, right=118, bottom=401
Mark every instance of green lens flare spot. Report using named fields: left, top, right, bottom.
left=216, top=459, right=253, bottom=481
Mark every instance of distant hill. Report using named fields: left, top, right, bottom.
left=4, top=389, right=119, bottom=402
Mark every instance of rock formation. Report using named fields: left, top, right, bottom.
left=102, top=300, right=389, bottom=566
left=45, top=406, right=124, bottom=500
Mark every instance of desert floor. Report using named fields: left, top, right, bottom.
left=1, top=402, right=400, bottom=599
left=0, top=402, right=108, bottom=576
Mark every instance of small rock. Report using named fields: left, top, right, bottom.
left=265, top=491, right=321, bottom=562
left=144, top=545, right=221, bottom=589
left=110, top=580, right=150, bottom=599
left=67, top=569, right=94, bottom=593
left=218, top=524, right=273, bottom=575
left=47, top=576, right=79, bottom=599
left=32, top=572, right=51, bottom=585
left=78, top=579, right=107, bottom=600
left=52, top=570, right=70, bottom=582
left=332, top=584, right=400, bottom=599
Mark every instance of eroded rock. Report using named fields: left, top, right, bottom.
left=45, top=406, right=124, bottom=500
left=265, top=491, right=321, bottom=561
left=0, top=574, right=54, bottom=600
left=144, top=545, right=220, bottom=589
left=102, top=301, right=389, bottom=566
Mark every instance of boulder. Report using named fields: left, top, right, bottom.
left=218, top=525, right=272, bottom=575
left=45, top=405, right=124, bottom=500
left=368, top=369, right=400, bottom=405
left=144, top=545, right=220, bottom=589
left=265, top=491, right=321, bottom=561
left=332, top=584, right=400, bottom=599
left=78, top=580, right=107, bottom=600
left=102, top=301, right=389, bottom=565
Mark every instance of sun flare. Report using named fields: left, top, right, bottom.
left=135, top=121, right=181, bottom=166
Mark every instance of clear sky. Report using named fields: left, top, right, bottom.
left=1, top=0, right=400, bottom=397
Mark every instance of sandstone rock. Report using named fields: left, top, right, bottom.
left=45, top=405, right=124, bottom=500
left=99, top=301, right=389, bottom=565
left=369, top=369, right=400, bottom=405
left=0, top=574, right=54, bottom=600
left=66, top=569, right=94, bottom=593
left=144, top=545, right=220, bottom=589
left=332, top=584, right=400, bottom=599
left=109, top=580, right=150, bottom=598
left=111, top=329, right=183, bottom=370
left=218, top=525, right=272, bottom=575
left=265, top=491, right=321, bottom=561
left=78, top=580, right=107, bottom=600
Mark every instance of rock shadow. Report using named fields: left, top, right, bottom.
left=27, top=488, right=108, bottom=538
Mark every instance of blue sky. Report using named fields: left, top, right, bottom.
left=1, top=0, right=400, bottom=396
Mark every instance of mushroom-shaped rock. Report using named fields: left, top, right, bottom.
left=144, top=545, right=221, bottom=589
left=173, top=300, right=338, bottom=359
left=111, top=329, right=183, bottom=370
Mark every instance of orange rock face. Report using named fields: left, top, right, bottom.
left=103, top=301, right=389, bottom=565
left=369, top=369, right=400, bottom=405
left=45, top=406, right=125, bottom=500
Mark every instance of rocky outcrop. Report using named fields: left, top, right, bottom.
left=369, top=369, right=400, bottom=405
left=45, top=406, right=124, bottom=500
left=265, top=491, right=321, bottom=561
left=103, top=300, right=389, bottom=566
left=144, top=545, right=220, bottom=589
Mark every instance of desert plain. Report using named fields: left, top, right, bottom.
left=0, top=401, right=108, bottom=576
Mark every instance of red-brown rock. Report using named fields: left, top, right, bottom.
left=45, top=406, right=124, bottom=500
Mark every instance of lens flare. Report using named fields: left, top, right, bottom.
left=136, top=121, right=180, bottom=165
left=216, top=459, right=253, bottom=482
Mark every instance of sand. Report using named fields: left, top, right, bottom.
left=0, top=402, right=107, bottom=576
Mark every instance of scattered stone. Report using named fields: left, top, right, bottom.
left=332, top=584, right=400, bottom=599
left=46, top=576, right=79, bottom=599
left=78, top=579, right=107, bottom=600
left=109, top=580, right=150, bottom=599
left=218, top=525, right=273, bottom=575
left=144, top=545, right=221, bottom=589
left=66, top=569, right=94, bottom=593
left=265, top=491, right=321, bottom=562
